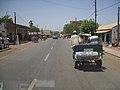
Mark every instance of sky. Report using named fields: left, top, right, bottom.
left=0, top=0, right=120, bottom=31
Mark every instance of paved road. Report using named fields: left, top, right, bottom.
left=0, top=38, right=120, bottom=90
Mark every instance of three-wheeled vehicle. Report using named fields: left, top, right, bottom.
left=73, top=36, right=104, bottom=68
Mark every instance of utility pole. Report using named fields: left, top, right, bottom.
left=14, top=12, right=16, bottom=35
left=117, top=7, right=120, bottom=46
left=75, top=17, right=78, bottom=32
left=94, top=0, right=97, bottom=34
left=14, top=12, right=19, bottom=45
left=75, top=17, right=77, bottom=22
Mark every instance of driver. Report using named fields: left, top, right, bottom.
left=71, top=30, right=82, bottom=59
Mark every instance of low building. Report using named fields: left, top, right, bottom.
left=40, top=30, right=52, bottom=38
left=0, top=22, right=31, bottom=43
left=96, top=23, right=120, bottom=45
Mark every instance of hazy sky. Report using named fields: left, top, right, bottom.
left=0, top=0, right=120, bottom=31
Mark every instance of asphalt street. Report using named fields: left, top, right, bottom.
left=0, top=38, right=120, bottom=90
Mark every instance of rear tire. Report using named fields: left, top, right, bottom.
left=74, top=61, right=79, bottom=69
left=96, top=60, right=102, bottom=68
left=81, top=61, right=85, bottom=66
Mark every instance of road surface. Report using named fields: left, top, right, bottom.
left=0, top=38, right=120, bottom=90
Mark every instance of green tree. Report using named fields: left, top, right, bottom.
left=0, top=15, right=13, bottom=23
left=63, top=21, right=82, bottom=34
left=80, top=19, right=99, bottom=34
left=53, top=31, right=60, bottom=36
left=29, top=20, right=33, bottom=35
left=63, top=24, right=72, bottom=34
left=32, top=26, right=40, bottom=32
left=29, top=20, right=33, bottom=28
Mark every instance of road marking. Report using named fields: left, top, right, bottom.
left=28, top=79, right=37, bottom=90
left=0, top=82, right=3, bottom=90
left=44, top=53, right=50, bottom=61
left=53, top=41, right=56, bottom=46
left=51, top=47, right=53, bottom=50
left=19, top=83, right=29, bottom=90
left=36, top=80, right=55, bottom=88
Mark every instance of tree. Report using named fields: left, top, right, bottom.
left=63, top=24, right=72, bottom=34
left=53, top=31, right=60, bottom=36
left=80, top=19, right=99, bottom=34
left=29, top=20, right=33, bottom=28
left=63, top=20, right=82, bottom=34
left=32, top=26, right=40, bottom=32
left=0, top=15, right=13, bottom=23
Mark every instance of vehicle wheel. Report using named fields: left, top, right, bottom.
left=73, top=54, right=75, bottom=59
left=96, top=60, right=102, bottom=68
left=81, top=61, right=85, bottom=66
left=73, top=52, right=75, bottom=59
left=74, top=61, right=79, bottom=69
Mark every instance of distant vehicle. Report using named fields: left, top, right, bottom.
left=52, top=36, right=58, bottom=39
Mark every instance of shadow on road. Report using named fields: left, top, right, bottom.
left=74, top=64, right=107, bottom=72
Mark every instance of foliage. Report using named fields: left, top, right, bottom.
left=29, top=20, right=40, bottom=32
left=63, top=19, right=99, bottom=35
left=29, top=20, right=33, bottom=28
left=80, top=19, right=99, bottom=33
left=31, top=26, right=40, bottom=32
left=63, top=20, right=83, bottom=35
left=0, top=15, right=13, bottom=23
left=53, top=31, right=60, bottom=36
left=63, top=24, right=72, bottom=34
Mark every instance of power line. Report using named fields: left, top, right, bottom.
left=40, top=0, right=90, bottom=11
left=98, top=13, right=114, bottom=23
left=0, top=8, right=28, bottom=24
left=86, top=12, right=94, bottom=19
left=98, top=1, right=120, bottom=12
left=85, top=1, right=120, bottom=21
left=17, top=14, right=28, bottom=24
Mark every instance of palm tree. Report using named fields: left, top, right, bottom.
left=29, top=20, right=33, bottom=35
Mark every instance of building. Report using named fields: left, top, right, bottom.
left=0, top=22, right=31, bottom=43
left=96, top=23, right=120, bottom=45
left=40, top=30, right=52, bottom=38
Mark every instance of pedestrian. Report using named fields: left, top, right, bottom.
left=71, top=30, right=82, bottom=59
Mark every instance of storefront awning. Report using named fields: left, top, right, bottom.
left=96, top=30, right=111, bottom=33
left=81, top=33, right=91, bottom=36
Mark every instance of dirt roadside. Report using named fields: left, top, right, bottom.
left=0, top=41, right=40, bottom=58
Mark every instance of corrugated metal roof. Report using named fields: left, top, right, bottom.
left=81, top=33, right=91, bottom=36
left=96, top=30, right=111, bottom=33
left=97, top=23, right=118, bottom=31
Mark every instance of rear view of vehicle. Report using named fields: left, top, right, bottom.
left=52, top=36, right=58, bottom=39
left=73, top=43, right=103, bottom=68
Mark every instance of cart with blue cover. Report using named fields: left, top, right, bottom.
left=73, top=43, right=103, bottom=68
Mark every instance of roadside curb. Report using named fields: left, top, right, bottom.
left=103, top=47, right=120, bottom=58
left=104, top=51, right=120, bottom=58
left=0, top=48, right=11, bottom=52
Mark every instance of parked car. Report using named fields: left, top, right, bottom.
left=0, top=37, right=10, bottom=49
